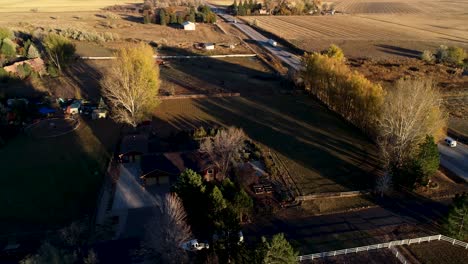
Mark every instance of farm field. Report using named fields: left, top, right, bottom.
left=0, top=0, right=141, bottom=12
left=241, top=0, right=468, bottom=59
left=153, top=58, right=380, bottom=195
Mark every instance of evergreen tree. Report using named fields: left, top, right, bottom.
left=444, top=193, right=468, bottom=241
left=172, top=169, right=205, bottom=200
left=232, top=0, right=239, bottom=15
left=177, top=13, right=184, bottom=24
left=188, top=7, right=196, bottom=22
left=209, top=186, right=227, bottom=214
left=413, top=135, right=440, bottom=185
left=255, top=233, right=298, bottom=264
left=159, top=9, right=167, bottom=26
left=248, top=0, right=254, bottom=10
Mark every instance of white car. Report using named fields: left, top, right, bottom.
left=181, top=239, right=209, bottom=251
left=445, top=137, right=457, bottom=147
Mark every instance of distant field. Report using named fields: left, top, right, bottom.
left=334, top=0, right=468, bottom=15
left=207, top=0, right=234, bottom=6
left=0, top=0, right=141, bottom=12
left=242, top=12, right=468, bottom=58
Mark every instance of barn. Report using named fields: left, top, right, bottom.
left=182, top=21, right=196, bottom=31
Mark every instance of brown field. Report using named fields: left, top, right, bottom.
left=243, top=0, right=468, bottom=58
left=0, top=0, right=141, bottom=12
left=0, top=11, right=250, bottom=57
left=401, top=241, right=468, bottom=264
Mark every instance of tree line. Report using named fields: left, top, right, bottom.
left=301, top=45, right=446, bottom=189
left=143, top=4, right=216, bottom=25
left=230, top=0, right=323, bottom=16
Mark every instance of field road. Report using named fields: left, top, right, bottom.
left=438, top=142, right=468, bottom=182
left=210, top=6, right=302, bottom=70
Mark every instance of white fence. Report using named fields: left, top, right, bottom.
left=80, top=54, right=257, bottom=60
left=298, top=234, right=468, bottom=261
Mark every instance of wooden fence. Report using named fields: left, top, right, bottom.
left=295, top=190, right=370, bottom=201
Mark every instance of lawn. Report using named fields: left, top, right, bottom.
left=154, top=58, right=381, bottom=195
left=0, top=121, right=110, bottom=227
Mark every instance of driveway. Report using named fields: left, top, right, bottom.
left=438, top=142, right=468, bottom=182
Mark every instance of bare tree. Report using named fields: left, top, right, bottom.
left=377, top=78, right=446, bottom=168
left=375, top=172, right=393, bottom=197
left=100, top=43, right=160, bottom=127
left=200, top=126, right=246, bottom=180
left=144, top=193, right=193, bottom=264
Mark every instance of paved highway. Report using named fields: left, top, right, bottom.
left=215, top=11, right=302, bottom=70
left=438, top=142, right=468, bottom=182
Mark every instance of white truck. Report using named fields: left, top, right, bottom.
left=267, top=39, right=277, bottom=47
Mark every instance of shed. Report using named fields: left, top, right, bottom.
left=202, top=43, right=215, bottom=50
left=182, top=21, right=196, bottom=31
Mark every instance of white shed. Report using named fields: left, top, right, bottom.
left=202, top=43, right=215, bottom=50
left=182, top=21, right=196, bottom=31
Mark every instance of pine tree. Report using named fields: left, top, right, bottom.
left=255, top=233, right=298, bottom=264
left=413, top=135, right=439, bottom=185
left=445, top=193, right=468, bottom=241
left=170, top=13, right=177, bottom=24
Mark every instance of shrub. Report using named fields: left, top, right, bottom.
left=421, top=50, right=434, bottom=63
left=435, top=45, right=448, bottom=63
left=0, top=38, right=16, bottom=57
left=0, top=27, right=14, bottom=40
left=446, top=46, right=466, bottom=66
left=17, top=63, right=33, bottom=79
left=325, top=44, right=345, bottom=61
left=47, top=65, right=59, bottom=78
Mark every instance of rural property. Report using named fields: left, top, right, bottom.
left=0, top=0, right=467, bottom=263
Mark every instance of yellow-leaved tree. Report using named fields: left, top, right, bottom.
left=100, top=43, right=160, bottom=127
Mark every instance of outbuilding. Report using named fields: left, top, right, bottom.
left=182, top=21, right=196, bottom=31
left=202, top=43, right=215, bottom=50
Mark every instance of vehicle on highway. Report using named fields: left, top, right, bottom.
left=181, top=239, right=209, bottom=251
left=267, top=39, right=277, bottom=47
left=444, top=137, right=457, bottom=147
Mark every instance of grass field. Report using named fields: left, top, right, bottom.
left=154, top=58, right=380, bottom=195
left=0, top=121, right=111, bottom=226
left=0, top=0, right=141, bottom=12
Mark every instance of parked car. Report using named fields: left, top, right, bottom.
left=267, top=39, right=277, bottom=47
left=444, top=137, right=457, bottom=147
left=181, top=239, right=209, bottom=251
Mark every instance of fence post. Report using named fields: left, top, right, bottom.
left=438, top=234, right=442, bottom=240
left=334, top=251, right=336, bottom=256
left=418, top=237, right=421, bottom=244
left=453, top=238, right=456, bottom=245
left=388, top=241, right=392, bottom=248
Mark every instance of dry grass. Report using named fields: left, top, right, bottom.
left=401, top=240, right=468, bottom=264
left=0, top=0, right=142, bottom=12
left=207, top=0, right=234, bottom=6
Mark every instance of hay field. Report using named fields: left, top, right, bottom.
left=243, top=7, right=468, bottom=58
left=334, top=0, right=468, bottom=15
left=0, top=0, right=141, bottom=12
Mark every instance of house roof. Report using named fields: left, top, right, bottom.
left=3, top=58, right=45, bottom=74
left=120, top=134, right=148, bottom=155
left=182, top=21, right=195, bottom=26
left=141, top=151, right=212, bottom=177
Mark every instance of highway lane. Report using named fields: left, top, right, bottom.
left=438, top=142, right=468, bottom=182
left=216, top=12, right=302, bottom=70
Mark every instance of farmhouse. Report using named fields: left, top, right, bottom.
left=140, top=151, right=217, bottom=187
left=2, top=58, right=45, bottom=75
left=182, top=21, right=196, bottom=31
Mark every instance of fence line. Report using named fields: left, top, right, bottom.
left=298, top=234, right=468, bottom=261
left=295, top=190, right=370, bottom=201
left=79, top=54, right=257, bottom=60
